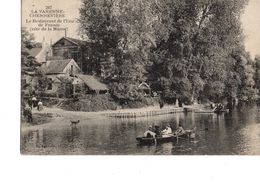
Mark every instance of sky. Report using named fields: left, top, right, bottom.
left=241, top=0, right=260, bottom=58
left=22, top=0, right=260, bottom=58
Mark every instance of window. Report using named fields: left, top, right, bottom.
left=47, top=78, right=52, bottom=90
left=71, top=51, right=79, bottom=63
left=70, top=65, right=74, bottom=76
left=63, top=49, right=69, bottom=58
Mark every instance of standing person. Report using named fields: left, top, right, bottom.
left=32, top=96, right=37, bottom=108
left=28, top=98, right=32, bottom=109
left=24, top=106, right=33, bottom=123
left=175, top=99, right=179, bottom=107
left=210, top=103, right=215, bottom=109
left=37, top=100, right=43, bottom=111
left=27, top=108, right=33, bottom=123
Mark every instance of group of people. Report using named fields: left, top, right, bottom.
left=210, top=103, right=224, bottom=111
left=23, top=106, right=33, bottom=123
left=28, top=96, right=43, bottom=111
left=23, top=96, right=44, bottom=123
left=144, top=124, right=186, bottom=138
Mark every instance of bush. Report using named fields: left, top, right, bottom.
left=37, top=91, right=57, bottom=98
left=41, top=97, right=60, bottom=107
left=60, top=94, right=118, bottom=112
left=121, top=97, right=159, bottom=109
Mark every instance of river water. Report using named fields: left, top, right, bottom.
left=21, top=105, right=260, bottom=155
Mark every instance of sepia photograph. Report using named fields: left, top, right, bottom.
left=21, top=0, right=260, bottom=155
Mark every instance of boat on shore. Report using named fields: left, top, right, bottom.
left=136, top=131, right=192, bottom=145
left=195, top=109, right=229, bottom=114
left=214, top=109, right=229, bottom=113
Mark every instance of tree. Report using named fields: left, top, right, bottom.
left=21, top=27, right=40, bottom=73
left=150, top=0, right=250, bottom=103
left=79, top=0, right=124, bottom=79
left=79, top=0, right=166, bottom=101
left=254, top=55, right=260, bottom=92
left=78, top=0, right=254, bottom=104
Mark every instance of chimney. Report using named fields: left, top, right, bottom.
left=64, top=28, right=67, bottom=37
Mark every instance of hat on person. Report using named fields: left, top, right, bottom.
left=166, top=124, right=170, bottom=127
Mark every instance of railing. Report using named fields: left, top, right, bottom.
left=104, top=107, right=184, bottom=118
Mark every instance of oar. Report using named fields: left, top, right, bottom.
left=177, top=136, right=189, bottom=140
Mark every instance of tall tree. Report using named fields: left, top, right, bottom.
left=21, top=27, right=39, bottom=73
left=79, top=0, right=124, bottom=79
left=150, top=0, right=250, bottom=103
left=79, top=0, right=255, bottom=104
left=254, top=55, right=260, bottom=92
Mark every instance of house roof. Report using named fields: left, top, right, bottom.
left=27, top=47, right=42, bottom=57
left=66, top=37, right=88, bottom=46
left=77, top=74, right=108, bottom=91
left=52, top=37, right=88, bottom=47
left=40, top=59, right=75, bottom=74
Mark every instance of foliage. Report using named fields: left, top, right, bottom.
left=78, top=0, right=257, bottom=103
left=254, top=55, right=260, bottom=91
left=21, top=27, right=40, bottom=73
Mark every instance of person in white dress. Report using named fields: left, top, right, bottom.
left=144, top=125, right=156, bottom=138
left=161, top=124, right=173, bottom=137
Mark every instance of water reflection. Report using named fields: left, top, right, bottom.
left=21, top=106, right=260, bottom=155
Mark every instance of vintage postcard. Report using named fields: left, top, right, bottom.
left=21, top=0, right=260, bottom=155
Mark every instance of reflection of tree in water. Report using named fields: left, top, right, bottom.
left=105, top=119, right=140, bottom=153
left=41, top=129, right=58, bottom=148
left=171, top=138, right=198, bottom=155
left=21, top=130, right=40, bottom=152
left=108, top=121, right=130, bottom=144
left=54, top=126, right=85, bottom=154
left=23, top=130, right=36, bottom=144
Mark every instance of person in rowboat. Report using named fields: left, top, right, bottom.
left=174, top=124, right=186, bottom=136
left=154, top=125, right=161, bottom=137
left=144, top=125, right=156, bottom=138
left=161, top=124, right=173, bottom=137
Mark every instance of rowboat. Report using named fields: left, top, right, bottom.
left=136, top=131, right=191, bottom=145
left=195, top=109, right=229, bottom=114
left=214, top=109, right=229, bottom=113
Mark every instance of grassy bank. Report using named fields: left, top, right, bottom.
left=59, top=95, right=118, bottom=112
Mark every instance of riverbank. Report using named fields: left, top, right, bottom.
left=21, top=105, right=184, bottom=131
left=20, top=104, right=260, bottom=155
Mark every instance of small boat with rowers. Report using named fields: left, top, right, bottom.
left=136, top=124, right=195, bottom=145
left=195, top=103, right=229, bottom=114
left=136, top=132, right=192, bottom=145
left=195, top=109, right=229, bottom=113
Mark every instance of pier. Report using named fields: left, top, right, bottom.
left=103, top=106, right=184, bottom=118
